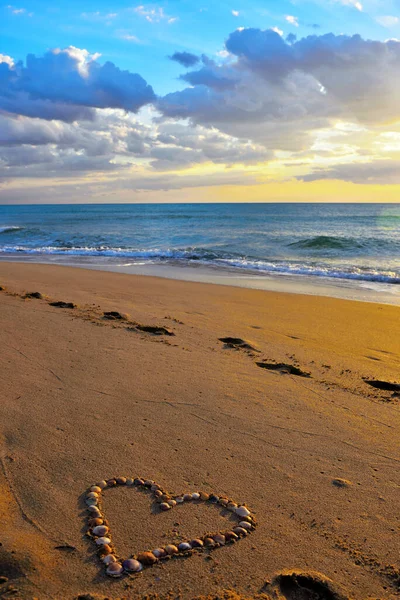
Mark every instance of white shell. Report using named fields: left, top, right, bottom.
left=123, top=559, right=143, bottom=572
left=239, top=521, right=252, bottom=530
left=95, top=536, right=111, bottom=546
left=106, top=562, right=123, bottom=577
left=86, top=499, right=98, bottom=508
left=103, top=554, right=116, bottom=565
left=153, top=548, right=166, bottom=558
left=176, top=497, right=184, bottom=503
left=178, top=542, right=192, bottom=551
left=192, top=492, right=200, bottom=500
left=88, top=506, right=101, bottom=514
left=236, top=506, right=251, bottom=518
left=93, top=525, right=109, bottom=536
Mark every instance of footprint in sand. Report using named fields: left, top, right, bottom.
left=129, top=324, right=175, bottom=336
left=49, top=301, right=76, bottom=309
left=23, top=291, right=43, bottom=299
left=103, top=311, right=129, bottom=320
left=219, top=337, right=259, bottom=352
left=256, top=361, right=311, bottom=378
left=268, top=570, right=349, bottom=600
left=364, top=379, right=400, bottom=392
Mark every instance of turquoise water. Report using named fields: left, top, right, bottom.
left=0, top=203, right=399, bottom=286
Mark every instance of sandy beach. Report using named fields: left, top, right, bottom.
left=0, top=262, right=399, bottom=600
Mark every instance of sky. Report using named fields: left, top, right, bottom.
left=1, top=0, right=400, bottom=203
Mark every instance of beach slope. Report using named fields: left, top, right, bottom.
left=0, top=263, right=399, bottom=600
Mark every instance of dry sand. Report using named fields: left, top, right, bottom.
left=0, top=262, right=399, bottom=600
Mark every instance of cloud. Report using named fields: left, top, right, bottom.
left=376, top=16, right=399, bottom=27
left=159, top=29, right=400, bottom=138
left=0, top=54, right=14, bottom=67
left=6, top=5, right=31, bottom=15
left=285, top=15, right=299, bottom=27
left=298, top=160, right=400, bottom=184
left=117, top=31, right=140, bottom=42
left=133, top=5, right=177, bottom=23
left=335, top=0, right=363, bottom=11
left=232, top=10, right=239, bottom=17
left=271, top=26, right=284, bottom=36
left=81, top=11, right=118, bottom=21
left=169, top=51, right=200, bottom=67
left=0, top=47, right=155, bottom=121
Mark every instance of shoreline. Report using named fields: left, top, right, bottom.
left=1, top=255, right=400, bottom=306
left=0, top=261, right=399, bottom=599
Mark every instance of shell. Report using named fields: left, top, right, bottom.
left=227, top=502, right=238, bottom=511
left=192, top=492, right=200, bottom=500
left=236, top=506, right=251, bottom=518
left=218, top=497, right=229, bottom=507
left=103, top=554, right=116, bottom=565
left=126, top=478, right=134, bottom=486
left=190, top=539, right=204, bottom=548
left=153, top=548, right=167, bottom=558
left=178, top=542, right=192, bottom=552
left=225, top=531, right=239, bottom=542
left=86, top=497, right=98, bottom=506
left=151, top=484, right=161, bottom=491
left=88, top=518, right=103, bottom=527
left=209, top=494, right=219, bottom=503
left=203, top=537, right=215, bottom=547
left=213, top=534, right=226, bottom=545
left=88, top=506, right=101, bottom=515
left=86, top=492, right=99, bottom=499
left=168, top=499, right=177, bottom=507
left=176, top=497, right=184, bottom=503
left=95, top=536, right=111, bottom=546
left=183, top=493, right=193, bottom=501
left=90, top=486, right=102, bottom=493
left=123, top=559, right=143, bottom=573
left=107, top=479, right=117, bottom=487
left=199, top=491, right=210, bottom=501
left=137, top=552, right=157, bottom=566
left=106, top=562, right=123, bottom=577
left=154, top=490, right=163, bottom=498
left=116, top=477, right=127, bottom=485
left=157, top=494, right=170, bottom=503
left=92, top=525, right=109, bottom=536
left=96, top=481, right=107, bottom=489
left=239, top=521, right=252, bottom=530
left=160, top=502, right=171, bottom=511
left=165, top=544, right=178, bottom=555
left=144, top=479, right=153, bottom=487
left=233, top=527, right=248, bottom=536
left=99, top=544, right=113, bottom=556
left=134, top=478, right=144, bottom=486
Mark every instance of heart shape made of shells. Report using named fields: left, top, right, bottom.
left=85, top=476, right=257, bottom=578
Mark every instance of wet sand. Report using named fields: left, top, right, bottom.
left=0, top=262, right=399, bottom=600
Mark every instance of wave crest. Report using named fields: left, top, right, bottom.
left=0, top=226, right=24, bottom=234
left=289, top=236, right=362, bottom=250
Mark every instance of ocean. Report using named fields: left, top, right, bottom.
left=0, top=203, right=399, bottom=303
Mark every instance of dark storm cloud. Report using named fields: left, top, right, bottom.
left=169, top=51, right=200, bottom=67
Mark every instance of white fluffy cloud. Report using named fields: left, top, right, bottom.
left=0, top=47, right=155, bottom=122
left=285, top=15, right=299, bottom=26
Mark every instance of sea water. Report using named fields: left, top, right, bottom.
left=0, top=203, right=399, bottom=303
